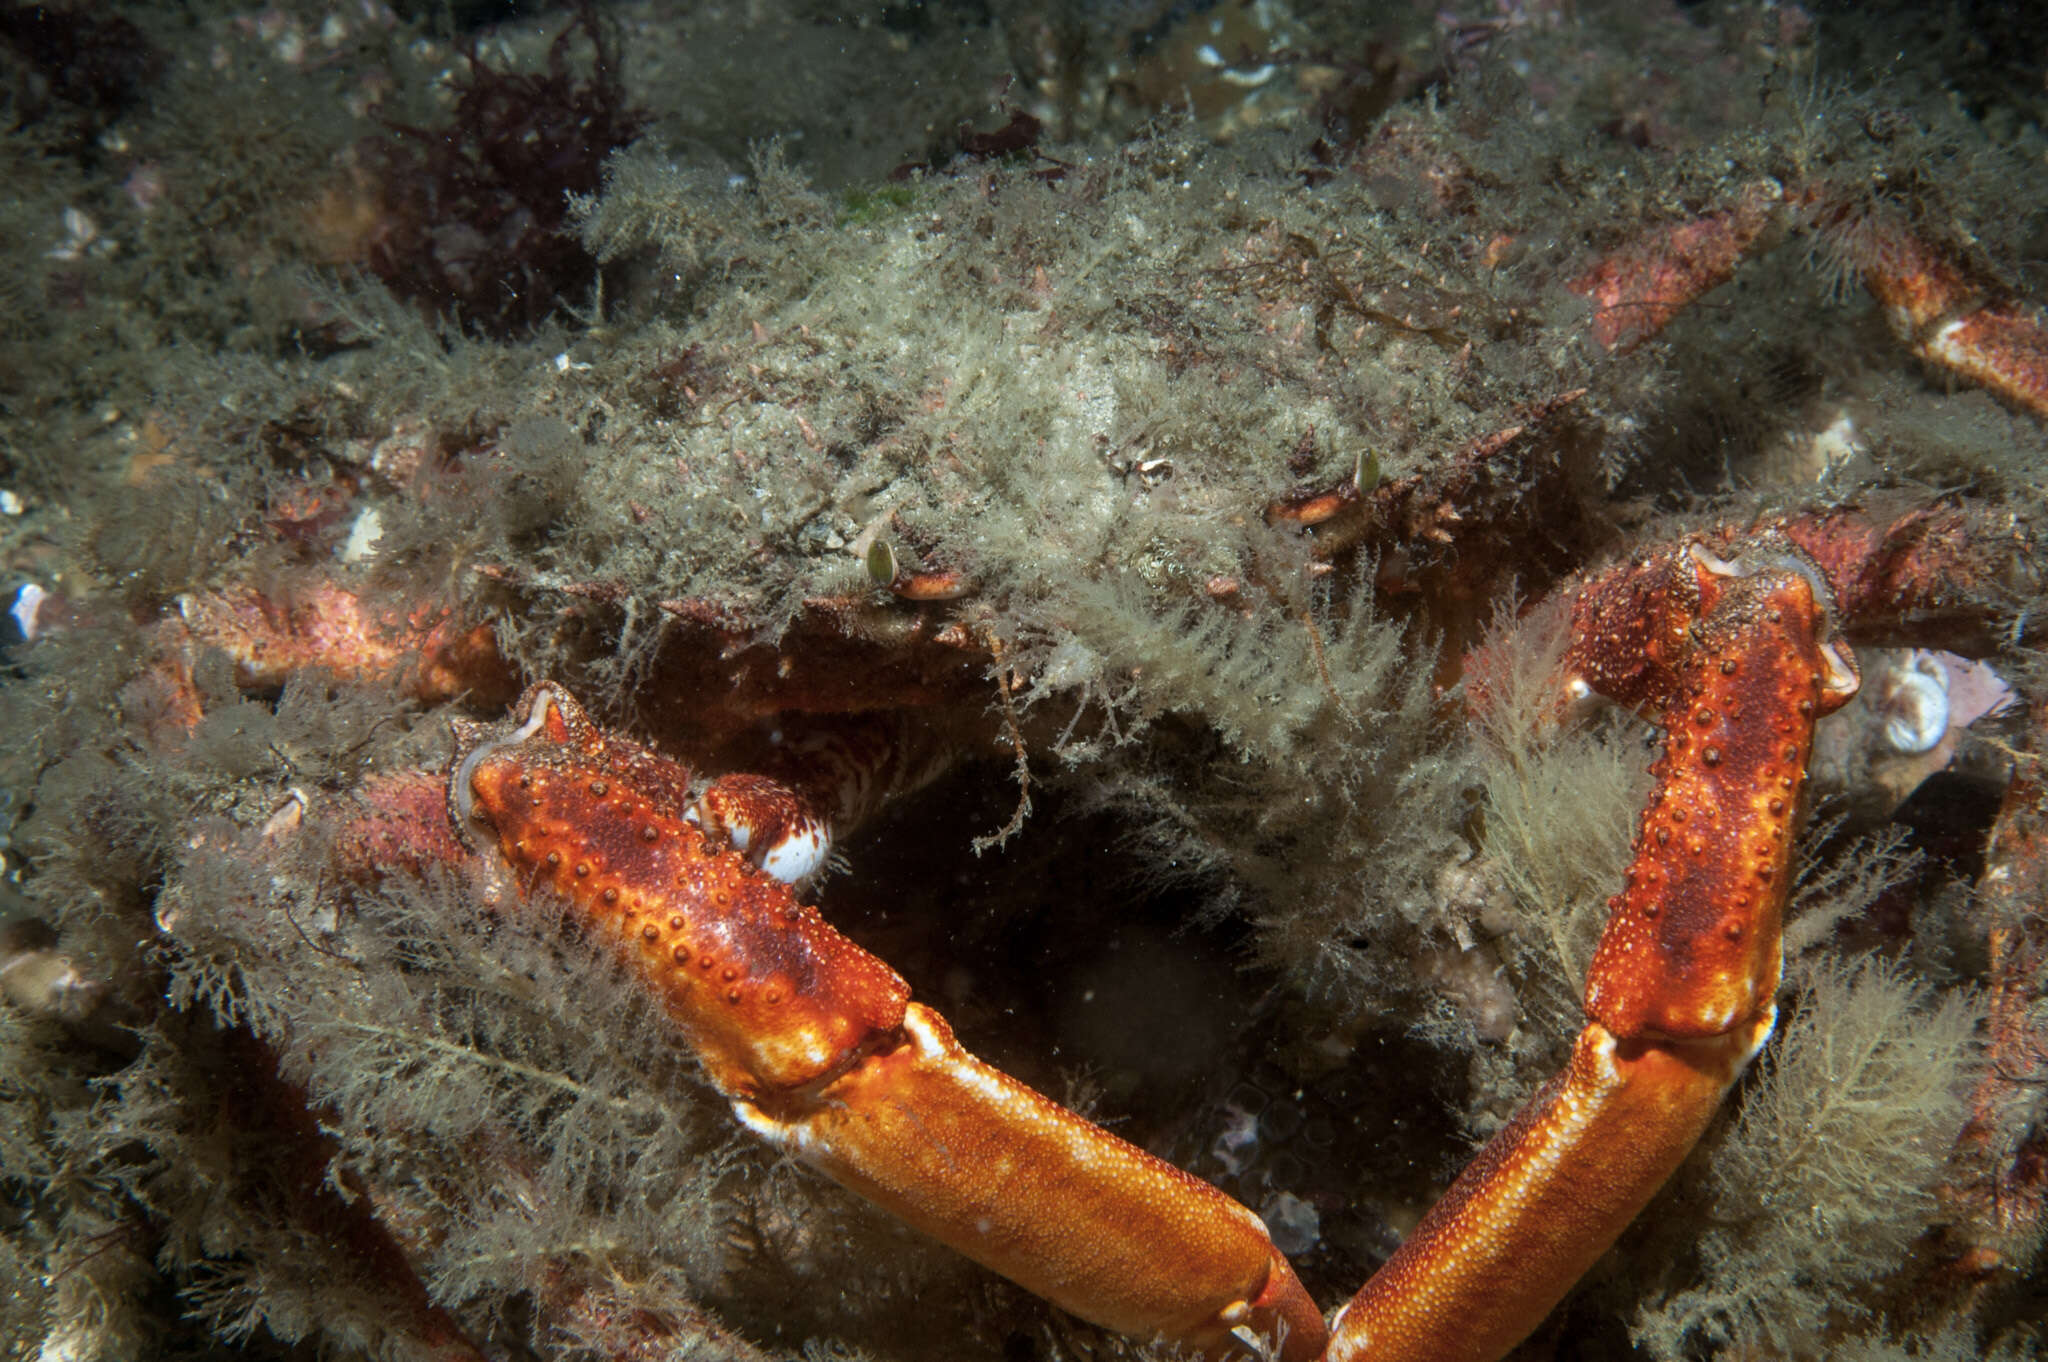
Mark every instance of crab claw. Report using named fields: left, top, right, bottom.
left=452, top=683, right=1326, bottom=1361
left=1328, top=540, right=1853, bottom=1362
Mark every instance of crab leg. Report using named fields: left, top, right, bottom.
left=452, top=684, right=1325, bottom=1360
left=1327, top=541, right=1859, bottom=1362
left=748, top=1001, right=1322, bottom=1355
left=1569, top=181, right=2048, bottom=419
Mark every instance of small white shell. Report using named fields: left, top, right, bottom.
left=9, top=582, right=47, bottom=642
left=1878, top=651, right=1950, bottom=755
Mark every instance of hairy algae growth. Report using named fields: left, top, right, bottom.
left=1, top=3, right=2044, bottom=1360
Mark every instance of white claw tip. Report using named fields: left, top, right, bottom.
left=1821, top=640, right=1862, bottom=703
left=759, top=821, right=832, bottom=883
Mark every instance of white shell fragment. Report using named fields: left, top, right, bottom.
left=1876, top=651, right=1950, bottom=755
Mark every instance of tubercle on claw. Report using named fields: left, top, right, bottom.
left=452, top=682, right=1325, bottom=1361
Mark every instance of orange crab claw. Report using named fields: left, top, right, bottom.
left=453, top=682, right=1325, bottom=1360
left=1325, top=540, right=1855, bottom=1362
left=750, top=1002, right=1326, bottom=1358
left=1569, top=181, right=2048, bottom=420
left=1850, top=220, right=2048, bottom=419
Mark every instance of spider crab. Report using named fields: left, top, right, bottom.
left=43, top=248, right=2042, bottom=1360
left=16, top=460, right=2045, bottom=1362
left=11, top=29, right=2048, bottom=1360
left=138, top=494, right=2020, bottom=1362
left=431, top=531, right=1854, bottom=1362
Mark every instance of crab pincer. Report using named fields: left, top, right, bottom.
left=451, top=682, right=1324, bottom=1360
left=1327, top=540, right=1858, bottom=1362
